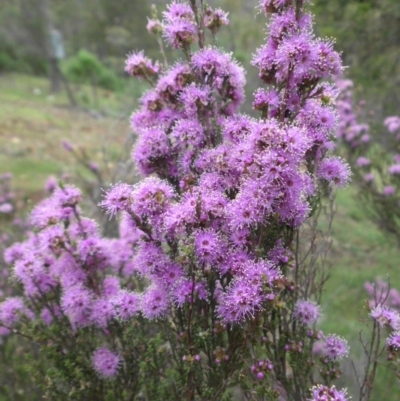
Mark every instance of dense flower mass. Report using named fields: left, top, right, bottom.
left=0, top=0, right=358, bottom=399
left=121, top=0, right=348, bottom=329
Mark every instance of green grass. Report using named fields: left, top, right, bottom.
left=0, top=73, right=141, bottom=194
left=319, top=188, right=400, bottom=398
left=322, top=187, right=399, bottom=334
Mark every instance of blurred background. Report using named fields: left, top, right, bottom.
left=0, top=0, right=400, bottom=399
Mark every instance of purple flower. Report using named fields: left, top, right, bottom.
left=275, top=33, right=318, bottom=83
left=260, top=0, right=289, bottom=15
left=45, top=175, right=58, bottom=193
left=317, top=157, right=351, bottom=187
left=384, top=116, right=400, bottom=134
left=133, top=242, right=169, bottom=276
left=146, top=19, right=163, bottom=35
left=322, top=335, right=349, bottom=360
left=179, top=84, right=211, bottom=117
left=356, top=157, right=371, bottom=167
left=383, top=185, right=395, bottom=196
left=54, top=185, right=82, bottom=208
left=163, top=1, right=194, bottom=21
left=163, top=19, right=197, bottom=49
left=387, top=331, right=400, bottom=350
left=132, top=127, right=172, bottom=175
left=253, top=88, right=280, bottom=112
left=91, top=298, right=115, bottom=328
left=61, top=139, right=73, bottom=152
left=203, top=7, right=229, bottom=34
left=217, top=280, right=263, bottom=324
left=100, top=183, right=133, bottom=216
left=268, top=239, right=293, bottom=266
left=89, top=161, right=99, bottom=172
left=77, top=237, right=110, bottom=271
left=141, top=285, right=170, bottom=320
left=111, top=290, right=140, bottom=321
left=92, top=347, right=121, bottom=379
left=370, top=305, right=400, bottom=330
left=0, top=203, right=13, bottom=213
left=125, top=51, right=159, bottom=79
left=388, top=164, right=400, bottom=175
left=315, top=40, right=342, bottom=77
left=170, top=118, right=205, bottom=150
left=153, top=262, right=184, bottom=287
left=0, top=297, right=26, bottom=327
left=294, top=300, right=320, bottom=326
left=363, top=173, right=374, bottom=183
left=131, top=177, right=174, bottom=220
left=251, top=357, right=274, bottom=380
left=30, top=197, right=64, bottom=228
left=172, top=278, right=208, bottom=307
left=308, top=385, right=349, bottom=401
left=41, top=306, right=62, bottom=326
left=194, top=229, right=226, bottom=265
left=61, top=285, right=93, bottom=328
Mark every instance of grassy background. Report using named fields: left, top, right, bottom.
left=0, top=73, right=143, bottom=196
left=0, top=73, right=399, bottom=399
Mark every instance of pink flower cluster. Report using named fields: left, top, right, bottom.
left=0, top=185, right=148, bottom=335
left=113, top=0, right=349, bottom=328
left=0, top=0, right=352, bottom=389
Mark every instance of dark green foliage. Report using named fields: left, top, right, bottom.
left=63, top=50, right=122, bottom=91
left=0, top=44, right=47, bottom=75
left=0, top=336, right=43, bottom=401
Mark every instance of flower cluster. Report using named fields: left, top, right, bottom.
left=119, top=0, right=349, bottom=331
left=0, top=0, right=356, bottom=398
left=0, top=185, right=143, bottom=334
left=251, top=358, right=274, bottom=380
left=163, top=1, right=197, bottom=49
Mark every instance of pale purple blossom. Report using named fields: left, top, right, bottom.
left=92, top=347, right=121, bottom=379
left=125, top=51, right=159, bottom=78
left=370, top=305, right=400, bottom=330
left=309, top=385, right=349, bottom=401
left=294, top=300, right=320, bottom=326
left=322, top=335, right=349, bottom=360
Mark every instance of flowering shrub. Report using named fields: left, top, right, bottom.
left=336, top=78, right=400, bottom=243
left=1, top=1, right=397, bottom=400
left=336, top=80, right=400, bottom=386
